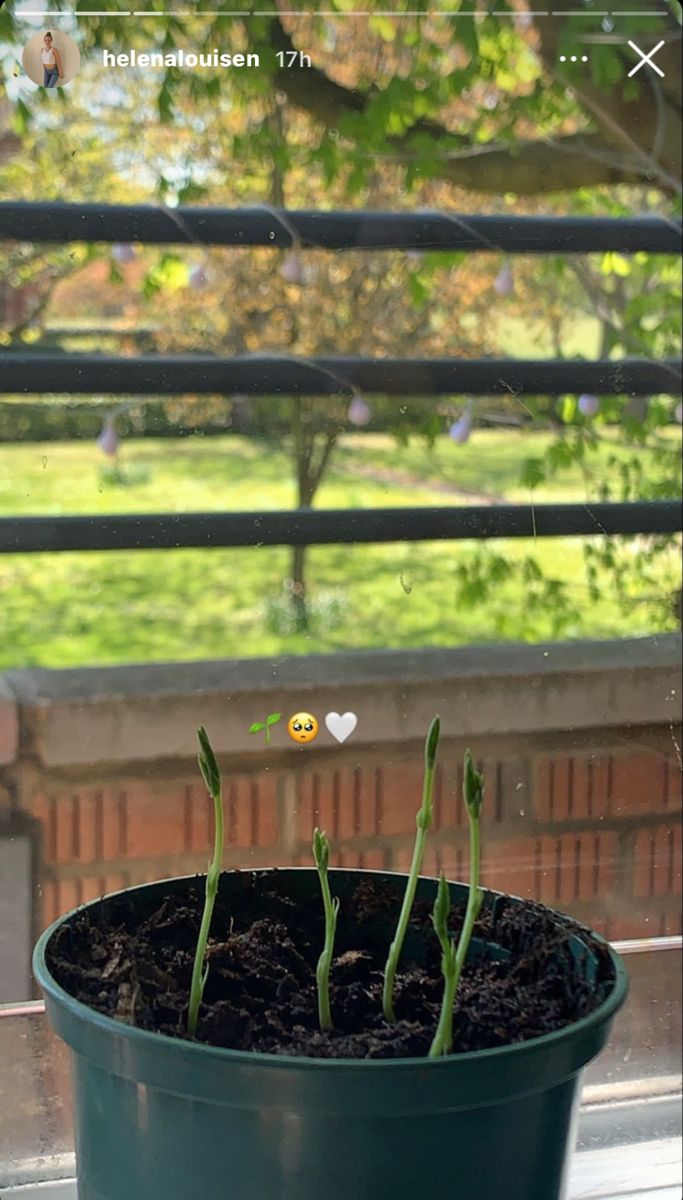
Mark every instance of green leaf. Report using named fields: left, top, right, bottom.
left=369, top=14, right=396, bottom=40
left=265, top=713, right=281, bottom=726
left=520, top=459, right=545, bottom=489
left=425, top=715, right=441, bottom=771
left=313, top=827, right=330, bottom=872
left=197, top=726, right=221, bottom=797
left=12, top=99, right=31, bottom=138
left=561, top=395, right=577, bottom=424
left=249, top=722, right=265, bottom=734
left=463, top=751, right=484, bottom=818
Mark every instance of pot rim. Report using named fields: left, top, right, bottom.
left=33, top=867, right=629, bottom=1071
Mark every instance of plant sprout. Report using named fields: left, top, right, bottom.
left=248, top=712, right=281, bottom=746
left=312, top=827, right=339, bottom=1031
left=429, top=750, right=484, bottom=1057
left=382, top=715, right=441, bottom=1023
left=187, top=726, right=224, bottom=1037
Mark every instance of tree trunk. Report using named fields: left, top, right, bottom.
left=290, top=542, right=309, bottom=633
left=288, top=399, right=338, bottom=634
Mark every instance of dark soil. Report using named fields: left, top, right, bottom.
left=46, top=871, right=616, bottom=1059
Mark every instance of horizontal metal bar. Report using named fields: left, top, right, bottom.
left=0, top=203, right=680, bottom=253
left=2, top=354, right=680, bottom=397
left=2, top=502, right=680, bottom=554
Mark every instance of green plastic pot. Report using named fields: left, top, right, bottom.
left=33, top=869, right=627, bottom=1200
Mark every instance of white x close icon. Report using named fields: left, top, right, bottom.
left=627, top=40, right=666, bottom=78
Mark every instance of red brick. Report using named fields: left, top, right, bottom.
left=491, top=759, right=532, bottom=825
left=186, top=782, right=211, bottom=854
left=438, top=845, right=467, bottom=884
left=40, top=879, right=58, bottom=927
left=101, top=873, right=128, bottom=897
left=295, top=766, right=379, bottom=845
left=537, top=832, right=617, bottom=905
left=611, top=754, right=672, bottom=817
left=378, top=762, right=426, bottom=837
left=254, top=773, right=278, bottom=847
left=633, top=826, right=682, bottom=898
left=570, top=760, right=593, bottom=820
left=388, top=841, right=416, bottom=875
left=52, top=794, right=78, bottom=863
left=126, top=785, right=186, bottom=857
left=24, top=791, right=54, bottom=862
left=101, top=790, right=128, bottom=860
left=337, top=849, right=363, bottom=869
left=666, top=760, right=682, bottom=809
left=433, top=757, right=466, bottom=833
left=660, top=910, right=683, bottom=936
left=483, top=837, right=540, bottom=899
left=384, top=842, right=445, bottom=879
left=535, top=756, right=612, bottom=823
left=586, top=757, right=612, bottom=820
left=333, top=768, right=357, bottom=842
left=604, top=916, right=647, bottom=942
left=534, top=759, right=574, bottom=822
left=296, top=771, right=335, bottom=843
left=359, top=848, right=387, bottom=871
left=55, top=879, right=84, bottom=916
left=222, top=773, right=278, bottom=849
left=79, top=877, right=106, bottom=905
left=324, top=765, right=380, bottom=842
left=534, top=760, right=552, bottom=822
left=74, top=792, right=100, bottom=863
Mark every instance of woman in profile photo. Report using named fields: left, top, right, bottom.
left=41, top=32, right=63, bottom=88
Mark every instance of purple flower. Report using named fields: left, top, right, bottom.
left=112, top=243, right=136, bottom=264
left=578, top=394, right=600, bottom=417
left=347, top=397, right=372, bottom=427
left=280, top=252, right=305, bottom=284
left=189, top=264, right=209, bottom=290
left=449, top=407, right=473, bottom=444
left=494, top=260, right=514, bottom=297
left=624, top=397, right=648, bottom=424
left=97, top=417, right=119, bottom=457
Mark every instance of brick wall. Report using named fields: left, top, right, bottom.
left=1, top=636, right=681, bottom=1000
left=18, top=741, right=682, bottom=944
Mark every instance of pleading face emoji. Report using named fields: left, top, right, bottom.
left=287, top=712, right=319, bottom=745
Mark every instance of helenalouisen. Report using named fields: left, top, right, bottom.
left=102, top=49, right=260, bottom=67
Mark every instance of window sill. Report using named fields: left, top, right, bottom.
left=2, top=1135, right=681, bottom=1200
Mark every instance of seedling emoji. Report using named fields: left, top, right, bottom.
left=249, top=713, right=282, bottom=746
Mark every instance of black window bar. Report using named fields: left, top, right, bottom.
left=1, top=205, right=681, bottom=556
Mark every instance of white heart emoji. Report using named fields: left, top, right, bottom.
left=325, top=712, right=358, bottom=744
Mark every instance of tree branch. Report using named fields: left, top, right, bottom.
left=267, top=12, right=679, bottom=195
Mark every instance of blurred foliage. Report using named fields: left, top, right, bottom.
left=0, top=2, right=680, bottom=643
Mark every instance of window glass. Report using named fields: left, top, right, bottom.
left=0, top=4, right=681, bottom=1184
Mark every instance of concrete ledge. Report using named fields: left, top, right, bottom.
left=2, top=635, right=680, bottom=768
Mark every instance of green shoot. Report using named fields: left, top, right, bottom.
left=428, top=876, right=457, bottom=1057
left=248, top=713, right=282, bottom=746
left=382, top=715, right=441, bottom=1023
left=429, top=750, right=484, bottom=1057
left=187, top=726, right=224, bottom=1037
left=312, top=827, right=339, bottom=1031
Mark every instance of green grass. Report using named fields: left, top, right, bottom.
left=0, top=432, right=679, bottom=668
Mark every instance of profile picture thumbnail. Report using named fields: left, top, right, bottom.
left=22, top=30, right=80, bottom=89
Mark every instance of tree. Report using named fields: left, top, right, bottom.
left=4, top=3, right=679, bottom=194
left=1, top=2, right=680, bottom=639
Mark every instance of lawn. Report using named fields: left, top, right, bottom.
left=0, top=431, right=679, bottom=668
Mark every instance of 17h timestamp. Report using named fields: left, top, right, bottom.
left=276, top=49, right=312, bottom=68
